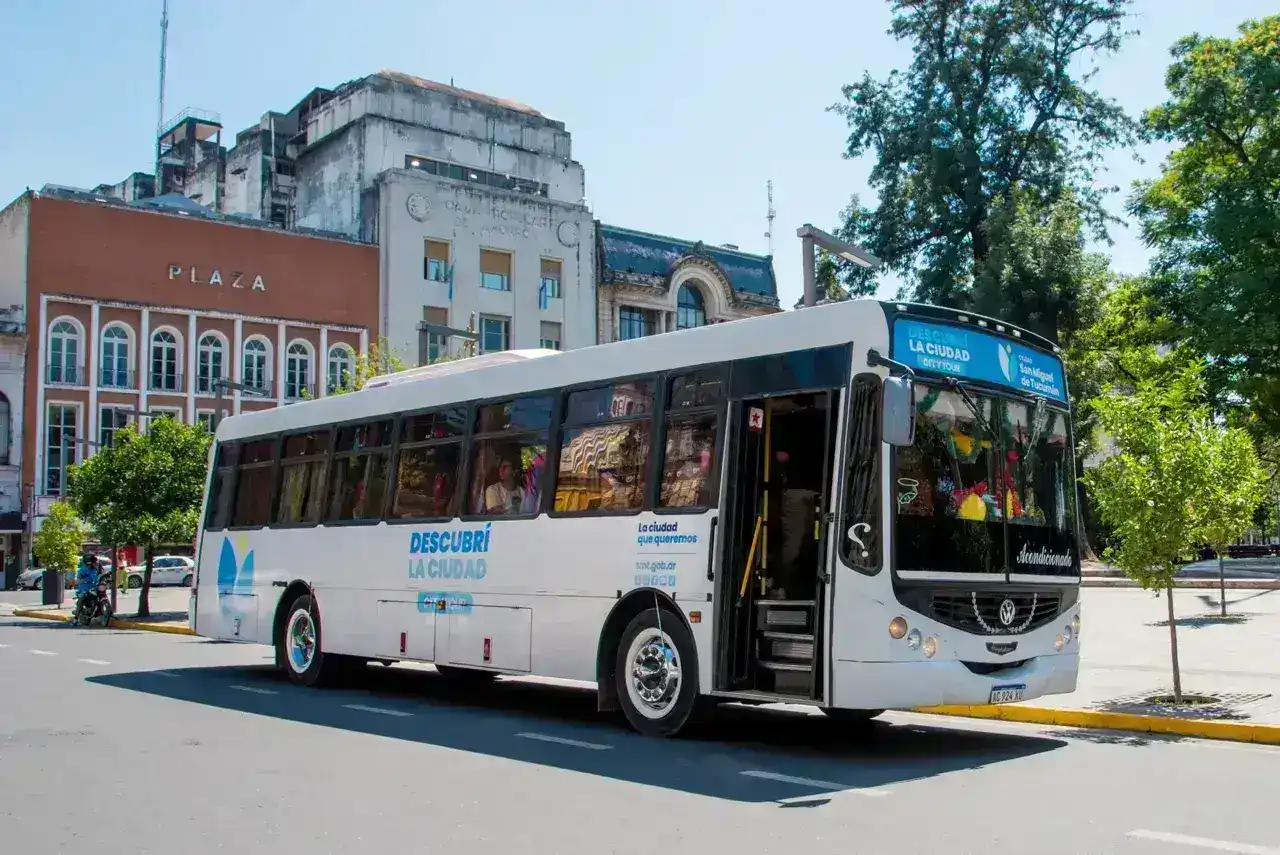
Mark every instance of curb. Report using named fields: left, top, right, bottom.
left=11, top=608, right=196, bottom=636
left=915, top=703, right=1280, bottom=745
left=1083, top=578, right=1280, bottom=590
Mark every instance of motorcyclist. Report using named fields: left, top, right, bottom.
left=70, top=551, right=101, bottom=627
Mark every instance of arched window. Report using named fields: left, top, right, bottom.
left=242, top=338, right=270, bottom=394
left=100, top=325, right=131, bottom=389
left=285, top=341, right=313, bottom=400
left=197, top=333, right=226, bottom=394
left=327, top=345, right=354, bottom=394
left=676, top=283, right=707, bottom=330
left=150, top=330, right=180, bottom=392
left=48, top=319, right=81, bottom=385
left=0, top=392, right=10, bottom=466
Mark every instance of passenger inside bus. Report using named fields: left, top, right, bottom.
left=483, top=458, right=525, bottom=514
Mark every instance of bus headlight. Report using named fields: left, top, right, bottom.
left=1071, top=613, right=1080, bottom=636
left=889, top=617, right=909, bottom=639
left=922, top=636, right=938, bottom=658
left=906, top=628, right=922, bottom=650
left=1062, top=624, right=1074, bottom=645
left=1054, top=633, right=1065, bottom=651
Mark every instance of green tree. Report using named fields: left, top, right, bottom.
left=32, top=501, right=87, bottom=577
left=331, top=336, right=408, bottom=395
left=1198, top=423, right=1267, bottom=616
left=1083, top=365, right=1226, bottom=703
left=1129, top=14, right=1280, bottom=447
left=67, top=418, right=211, bottom=618
left=830, top=0, right=1139, bottom=312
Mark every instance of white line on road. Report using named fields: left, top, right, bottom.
left=0, top=642, right=9, bottom=647
left=516, top=732, right=613, bottom=750
left=78, top=658, right=110, bottom=666
left=342, top=704, right=413, bottom=717
left=29, top=649, right=56, bottom=656
left=1128, top=830, right=1280, bottom=854
left=739, top=770, right=892, bottom=798
left=229, top=684, right=277, bottom=695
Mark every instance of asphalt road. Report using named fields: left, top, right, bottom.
left=1, top=613, right=1278, bottom=855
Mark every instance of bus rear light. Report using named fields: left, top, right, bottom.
left=888, top=617, right=908, bottom=639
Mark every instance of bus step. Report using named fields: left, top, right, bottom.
left=764, top=637, right=814, bottom=660
left=753, top=599, right=815, bottom=608
left=757, top=608, right=812, bottom=631
left=760, top=631, right=814, bottom=642
left=757, top=659, right=812, bottom=673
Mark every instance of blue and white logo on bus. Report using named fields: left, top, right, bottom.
left=408, top=524, right=492, bottom=581
left=893, top=319, right=1066, bottom=402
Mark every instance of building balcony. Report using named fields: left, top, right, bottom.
left=99, top=368, right=138, bottom=390
left=46, top=364, right=84, bottom=386
left=148, top=372, right=185, bottom=394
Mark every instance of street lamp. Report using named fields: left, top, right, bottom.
left=796, top=224, right=881, bottom=308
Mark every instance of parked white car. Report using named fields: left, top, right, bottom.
left=17, top=559, right=115, bottom=590
left=125, top=555, right=195, bottom=589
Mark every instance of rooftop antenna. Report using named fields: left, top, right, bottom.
left=765, top=180, right=776, bottom=257
left=154, top=0, right=169, bottom=191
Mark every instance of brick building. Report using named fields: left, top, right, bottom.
left=0, top=187, right=378, bottom=567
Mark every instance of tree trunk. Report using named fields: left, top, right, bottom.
left=1218, top=551, right=1227, bottom=617
left=1166, top=582, right=1182, bottom=704
left=138, top=544, right=153, bottom=619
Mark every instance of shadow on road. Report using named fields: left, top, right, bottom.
left=88, top=661, right=1067, bottom=804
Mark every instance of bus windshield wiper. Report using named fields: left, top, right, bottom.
left=943, top=378, right=997, bottom=443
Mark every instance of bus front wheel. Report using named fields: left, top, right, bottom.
left=615, top=608, right=698, bottom=738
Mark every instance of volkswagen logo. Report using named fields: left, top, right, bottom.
left=998, top=598, right=1017, bottom=626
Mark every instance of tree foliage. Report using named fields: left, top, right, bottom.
left=32, top=501, right=87, bottom=575
left=1130, top=14, right=1280, bottom=448
left=831, top=0, right=1139, bottom=309
left=331, top=336, right=409, bottom=394
left=67, top=417, right=211, bottom=617
left=1084, top=364, right=1266, bottom=699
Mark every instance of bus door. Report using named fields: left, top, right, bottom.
left=714, top=389, right=841, bottom=700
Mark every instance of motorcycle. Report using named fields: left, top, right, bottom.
left=73, top=567, right=114, bottom=628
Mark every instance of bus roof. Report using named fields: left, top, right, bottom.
left=213, top=299, right=1060, bottom=442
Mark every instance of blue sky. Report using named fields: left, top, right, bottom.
left=1, top=0, right=1271, bottom=308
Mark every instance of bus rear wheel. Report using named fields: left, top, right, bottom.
left=276, top=595, right=350, bottom=687
left=615, top=608, right=698, bottom=738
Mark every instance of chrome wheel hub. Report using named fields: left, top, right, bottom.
left=287, top=610, right=316, bottom=673
left=626, top=630, right=681, bottom=719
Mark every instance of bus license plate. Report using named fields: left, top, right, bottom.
left=989, top=684, right=1025, bottom=704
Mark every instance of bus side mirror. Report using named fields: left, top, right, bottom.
left=882, top=376, right=916, bottom=447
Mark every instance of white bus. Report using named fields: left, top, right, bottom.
left=191, top=298, right=1082, bottom=737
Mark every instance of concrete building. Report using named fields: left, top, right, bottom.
left=288, top=71, right=595, bottom=365
left=595, top=224, right=780, bottom=343
left=0, top=187, right=378, bottom=572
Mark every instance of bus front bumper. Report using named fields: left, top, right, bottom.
left=831, top=651, right=1078, bottom=711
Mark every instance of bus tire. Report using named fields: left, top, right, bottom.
left=276, top=595, right=342, bottom=687
left=615, top=607, right=698, bottom=738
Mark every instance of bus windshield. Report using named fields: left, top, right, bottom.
left=893, top=383, right=1078, bottom=577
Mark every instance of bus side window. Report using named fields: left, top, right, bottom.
left=470, top=397, right=552, bottom=516
left=657, top=372, right=723, bottom=510
left=553, top=380, right=654, bottom=514
left=391, top=408, right=467, bottom=520
left=273, top=429, right=332, bottom=526
left=327, top=419, right=394, bottom=523
left=205, top=442, right=240, bottom=531
left=841, top=374, right=882, bottom=572
left=230, top=438, right=278, bottom=529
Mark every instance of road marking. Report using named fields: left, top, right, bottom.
left=0, top=642, right=9, bottom=648
left=516, top=732, right=613, bottom=750
left=78, top=658, right=110, bottom=665
left=739, top=770, right=892, bottom=798
left=1128, top=830, right=1280, bottom=854
left=29, top=649, right=56, bottom=656
left=342, top=704, right=413, bottom=717
left=229, top=684, right=277, bottom=695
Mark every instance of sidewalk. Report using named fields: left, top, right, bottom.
left=923, top=587, right=1280, bottom=743
left=3, top=587, right=193, bottom=635
left=1081, top=557, right=1280, bottom=589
